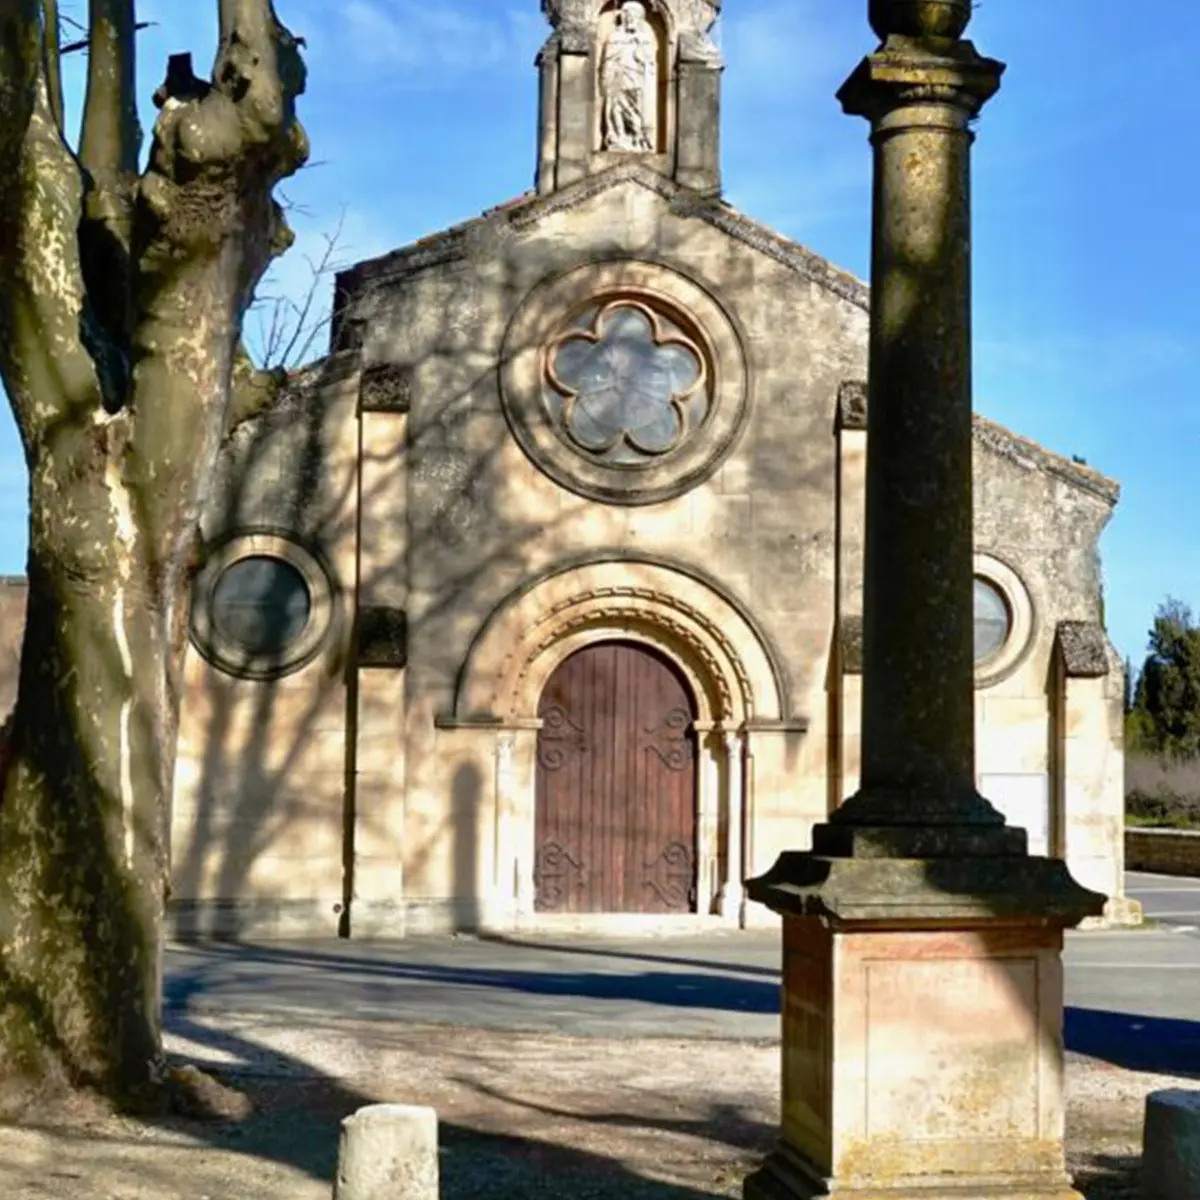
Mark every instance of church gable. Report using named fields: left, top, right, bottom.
left=336, top=166, right=870, bottom=555
left=335, top=163, right=868, bottom=332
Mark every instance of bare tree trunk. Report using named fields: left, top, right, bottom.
left=0, top=0, right=308, bottom=1101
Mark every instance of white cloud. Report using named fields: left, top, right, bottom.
left=978, top=332, right=1194, bottom=385
left=293, top=0, right=544, bottom=81
left=720, top=0, right=857, bottom=102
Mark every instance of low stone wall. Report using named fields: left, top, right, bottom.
left=1126, top=827, right=1200, bottom=877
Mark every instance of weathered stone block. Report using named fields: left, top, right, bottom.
left=358, top=606, right=408, bottom=668
left=1143, top=1090, right=1200, bottom=1200
left=334, top=1104, right=438, bottom=1200
left=359, top=362, right=414, bottom=414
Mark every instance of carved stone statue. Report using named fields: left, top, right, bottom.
left=600, top=2, right=658, bottom=152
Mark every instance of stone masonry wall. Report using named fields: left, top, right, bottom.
left=344, top=175, right=870, bottom=916
left=1126, top=828, right=1200, bottom=877
left=170, top=356, right=361, bottom=938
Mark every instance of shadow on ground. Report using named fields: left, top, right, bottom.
left=164, top=942, right=780, bottom=1017
left=159, top=1075, right=761, bottom=1199
left=1071, top=1153, right=1141, bottom=1200
left=1066, top=1006, right=1200, bottom=1077
left=140, top=1011, right=773, bottom=1198
left=475, top=934, right=781, bottom=979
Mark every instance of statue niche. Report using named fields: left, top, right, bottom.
left=598, top=1, right=663, bottom=154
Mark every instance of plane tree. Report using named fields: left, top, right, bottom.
left=0, top=0, right=307, bottom=1100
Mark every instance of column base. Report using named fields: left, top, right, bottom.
left=719, top=881, right=747, bottom=923
left=745, top=1143, right=1083, bottom=1200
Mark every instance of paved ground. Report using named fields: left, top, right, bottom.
left=163, top=872, right=1200, bottom=1074
left=1125, top=868, right=1200, bottom=930
left=1063, top=870, right=1200, bottom=1075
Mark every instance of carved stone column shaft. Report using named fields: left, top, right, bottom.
left=861, top=98, right=976, bottom=804
left=721, top=731, right=746, bottom=920
left=815, top=37, right=1024, bottom=857
left=743, top=10, right=1108, bottom=1199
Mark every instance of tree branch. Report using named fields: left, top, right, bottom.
left=79, top=0, right=142, bottom=343
left=218, top=0, right=236, bottom=41
left=228, top=344, right=286, bottom=432
left=40, top=0, right=64, bottom=134
left=80, top=0, right=141, bottom=193
left=0, top=17, right=106, bottom=456
left=0, top=2, right=41, bottom=168
left=126, top=1, right=307, bottom=565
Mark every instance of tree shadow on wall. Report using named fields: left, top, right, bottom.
left=170, top=261, right=558, bottom=940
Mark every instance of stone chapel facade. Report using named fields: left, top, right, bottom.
left=162, top=0, right=1135, bottom=936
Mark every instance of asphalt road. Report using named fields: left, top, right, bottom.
left=162, top=872, right=1200, bottom=1073
left=1125, top=869, right=1200, bottom=931
left=1064, top=871, right=1200, bottom=1073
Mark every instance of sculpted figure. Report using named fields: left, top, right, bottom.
left=601, top=2, right=657, bottom=152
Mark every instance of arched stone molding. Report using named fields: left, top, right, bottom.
left=448, top=560, right=789, bottom=930
left=454, top=560, right=784, bottom=729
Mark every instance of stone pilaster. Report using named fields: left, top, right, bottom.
left=675, top=44, right=722, bottom=195
left=554, top=27, right=593, bottom=189
left=535, top=36, right=561, bottom=194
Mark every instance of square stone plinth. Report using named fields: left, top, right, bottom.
left=745, top=918, right=1082, bottom=1200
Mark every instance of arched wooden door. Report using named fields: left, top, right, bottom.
left=534, top=641, right=698, bottom=914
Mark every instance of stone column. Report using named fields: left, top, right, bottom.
left=511, top=725, right=541, bottom=917
left=492, top=732, right=516, bottom=919
left=816, top=0, right=1018, bottom=858
left=743, top=4, right=1106, bottom=1197
left=720, top=730, right=746, bottom=921
left=535, top=35, right=561, bottom=194
left=694, top=723, right=722, bottom=914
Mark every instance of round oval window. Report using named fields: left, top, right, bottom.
left=973, top=577, right=1011, bottom=663
left=211, top=556, right=312, bottom=656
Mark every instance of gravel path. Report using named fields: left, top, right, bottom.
left=0, top=1016, right=1176, bottom=1199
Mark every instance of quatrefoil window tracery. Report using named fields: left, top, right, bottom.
left=545, top=302, right=708, bottom=464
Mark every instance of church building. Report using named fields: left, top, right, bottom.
left=168, top=0, right=1136, bottom=936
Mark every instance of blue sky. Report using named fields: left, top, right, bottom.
left=14, top=0, right=1197, bottom=666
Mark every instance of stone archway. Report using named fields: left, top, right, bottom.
left=453, top=560, right=786, bottom=928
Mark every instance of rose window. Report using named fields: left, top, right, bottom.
left=544, top=302, right=708, bottom=465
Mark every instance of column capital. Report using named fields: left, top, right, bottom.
left=869, top=0, right=971, bottom=41
left=839, top=39, right=1005, bottom=125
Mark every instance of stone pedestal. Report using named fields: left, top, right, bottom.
left=744, top=857, right=1103, bottom=1200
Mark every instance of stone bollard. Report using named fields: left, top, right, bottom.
left=1143, top=1090, right=1200, bottom=1199
left=333, top=1104, right=439, bottom=1200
